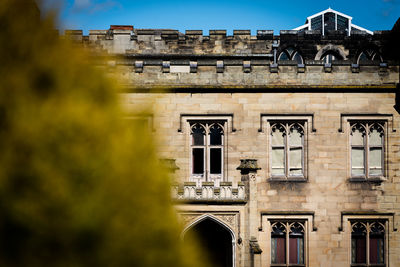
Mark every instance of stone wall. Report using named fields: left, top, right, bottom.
left=121, top=91, right=400, bottom=267
left=70, top=22, right=400, bottom=267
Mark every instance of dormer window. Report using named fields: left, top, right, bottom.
left=293, top=8, right=373, bottom=36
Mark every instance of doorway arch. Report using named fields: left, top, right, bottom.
left=182, top=214, right=236, bottom=267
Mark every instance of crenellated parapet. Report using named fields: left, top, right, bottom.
left=63, top=19, right=399, bottom=89
left=68, top=26, right=396, bottom=61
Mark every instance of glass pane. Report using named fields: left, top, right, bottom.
left=289, top=237, right=304, bottom=264
left=352, top=148, right=365, bottom=175
left=370, top=237, right=384, bottom=264
left=372, top=53, right=382, bottom=62
left=352, top=236, right=367, bottom=264
left=351, top=128, right=364, bottom=146
left=324, top=12, right=335, bottom=31
left=323, top=53, right=335, bottom=63
left=293, top=52, right=303, bottom=64
left=358, top=52, right=368, bottom=62
left=278, top=52, right=289, bottom=61
left=290, top=169, right=303, bottom=176
left=192, top=125, right=205, bottom=146
left=311, top=15, right=322, bottom=30
left=337, top=15, right=349, bottom=31
left=369, top=128, right=383, bottom=146
left=289, top=128, right=302, bottom=146
left=289, top=148, right=302, bottom=168
left=192, top=148, right=204, bottom=174
left=271, top=237, right=286, bottom=264
left=271, top=129, right=284, bottom=146
left=272, top=148, right=285, bottom=175
left=210, top=148, right=222, bottom=174
left=369, top=148, right=383, bottom=175
left=210, top=125, right=223, bottom=145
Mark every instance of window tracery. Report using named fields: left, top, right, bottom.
left=270, top=121, right=305, bottom=179
left=278, top=48, right=304, bottom=64
left=190, top=121, right=225, bottom=183
left=350, top=121, right=385, bottom=179
left=351, top=221, right=386, bottom=266
left=271, top=221, right=306, bottom=266
left=357, top=49, right=383, bottom=64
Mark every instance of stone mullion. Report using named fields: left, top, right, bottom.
left=366, top=123, right=370, bottom=178
left=205, top=125, right=210, bottom=181
left=286, top=222, right=290, bottom=267
left=366, top=222, right=370, bottom=266
left=285, top=124, right=289, bottom=178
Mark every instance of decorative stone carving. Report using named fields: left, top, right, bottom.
left=179, top=213, right=239, bottom=234
left=215, top=214, right=236, bottom=229
left=237, top=159, right=261, bottom=174
left=179, top=214, right=201, bottom=226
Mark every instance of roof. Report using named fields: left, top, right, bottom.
left=293, top=8, right=373, bottom=35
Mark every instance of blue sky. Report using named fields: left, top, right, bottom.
left=43, top=0, right=400, bottom=35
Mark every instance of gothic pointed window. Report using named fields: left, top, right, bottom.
left=271, top=221, right=305, bottom=266
left=351, top=221, right=386, bottom=266
left=278, top=48, right=304, bottom=64
left=350, top=121, right=385, bottom=179
left=190, top=121, right=225, bottom=183
left=357, top=49, right=383, bottom=64
left=270, top=121, right=306, bottom=180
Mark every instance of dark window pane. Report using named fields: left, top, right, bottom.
left=271, top=237, right=286, bottom=264
left=358, top=52, right=368, bottom=63
left=337, top=15, right=349, bottom=31
left=370, top=236, right=384, bottom=264
left=352, top=236, right=366, bottom=264
left=289, top=237, right=304, bottom=264
left=311, top=15, right=322, bottom=30
left=293, top=52, right=303, bottom=64
left=324, top=12, right=335, bottom=31
left=210, top=148, right=222, bottom=174
left=210, top=125, right=223, bottom=145
left=191, top=124, right=205, bottom=145
left=278, top=52, right=289, bottom=61
left=192, top=148, right=204, bottom=174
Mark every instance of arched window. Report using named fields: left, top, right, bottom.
left=270, top=121, right=305, bottom=178
left=357, top=49, right=383, bottom=64
left=190, top=121, right=225, bottom=181
left=278, top=47, right=304, bottom=64
left=351, top=221, right=385, bottom=266
left=271, top=221, right=305, bottom=265
left=350, top=122, right=384, bottom=178
left=322, top=51, right=342, bottom=63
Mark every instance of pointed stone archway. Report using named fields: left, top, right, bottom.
left=182, top=215, right=236, bottom=267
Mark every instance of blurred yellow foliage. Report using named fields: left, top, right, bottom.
left=0, top=1, right=206, bottom=266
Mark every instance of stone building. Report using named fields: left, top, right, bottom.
left=68, top=8, right=400, bottom=267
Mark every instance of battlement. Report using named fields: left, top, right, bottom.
left=63, top=19, right=399, bottom=89
left=65, top=25, right=397, bottom=64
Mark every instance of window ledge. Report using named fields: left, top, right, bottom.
left=271, top=265, right=305, bottom=267
left=350, top=264, right=385, bottom=267
left=268, top=177, right=307, bottom=183
left=348, top=177, right=386, bottom=183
